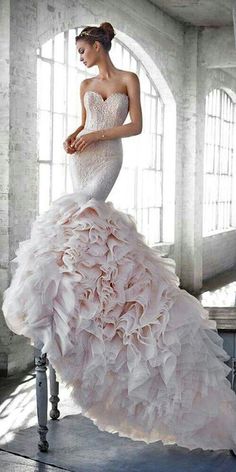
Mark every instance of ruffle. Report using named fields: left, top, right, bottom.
left=2, top=192, right=236, bottom=451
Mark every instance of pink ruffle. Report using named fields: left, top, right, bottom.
left=2, top=192, right=236, bottom=451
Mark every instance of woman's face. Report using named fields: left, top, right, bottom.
left=76, top=40, right=99, bottom=68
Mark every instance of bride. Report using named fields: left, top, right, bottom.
left=3, top=21, right=236, bottom=454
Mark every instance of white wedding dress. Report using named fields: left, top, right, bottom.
left=2, top=90, right=236, bottom=451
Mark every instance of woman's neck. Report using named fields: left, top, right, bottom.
left=96, top=54, right=117, bottom=80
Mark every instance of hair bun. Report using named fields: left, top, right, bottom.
left=100, top=22, right=115, bottom=41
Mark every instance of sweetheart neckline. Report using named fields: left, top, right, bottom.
left=84, top=90, right=129, bottom=102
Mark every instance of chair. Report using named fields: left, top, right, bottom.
left=34, top=347, right=60, bottom=452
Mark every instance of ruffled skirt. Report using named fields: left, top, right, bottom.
left=2, top=192, right=236, bottom=451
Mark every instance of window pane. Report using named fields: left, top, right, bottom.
left=143, top=95, right=151, bottom=132
left=39, top=163, right=50, bottom=213
left=123, top=48, right=130, bottom=70
left=41, top=39, right=52, bottom=60
left=157, top=99, right=164, bottom=135
left=53, top=63, right=66, bottom=113
left=66, top=161, right=73, bottom=193
left=205, top=144, right=214, bottom=173
left=54, top=32, right=64, bottom=63
left=68, top=29, right=77, bottom=66
left=67, top=116, right=79, bottom=137
left=38, top=110, right=51, bottom=161
left=156, top=135, right=162, bottom=170
left=53, top=114, right=65, bottom=164
left=140, top=208, right=149, bottom=238
left=139, top=66, right=150, bottom=94
left=215, top=118, right=220, bottom=145
left=52, top=164, right=65, bottom=200
left=142, top=169, right=162, bottom=207
left=113, top=167, right=136, bottom=209
left=130, top=56, right=137, bottom=73
left=68, top=67, right=80, bottom=116
left=37, top=60, right=51, bottom=110
left=148, top=207, right=160, bottom=245
left=110, top=42, right=123, bottom=68
left=150, top=97, right=157, bottom=133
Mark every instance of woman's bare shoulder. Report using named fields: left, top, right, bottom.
left=119, top=70, right=139, bottom=79
left=118, top=70, right=140, bottom=87
left=80, top=77, right=96, bottom=93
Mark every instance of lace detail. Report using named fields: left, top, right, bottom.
left=69, top=91, right=129, bottom=200
left=84, top=91, right=129, bottom=130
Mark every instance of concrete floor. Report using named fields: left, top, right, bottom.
left=199, top=268, right=236, bottom=307
left=1, top=269, right=236, bottom=471
left=0, top=450, right=67, bottom=471
left=1, top=367, right=236, bottom=471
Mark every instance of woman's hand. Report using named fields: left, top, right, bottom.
left=73, top=132, right=99, bottom=153
left=63, top=133, right=77, bottom=154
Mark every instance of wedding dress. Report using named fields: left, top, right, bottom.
left=2, top=90, right=236, bottom=452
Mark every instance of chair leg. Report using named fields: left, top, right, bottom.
left=49, top=362, right=60, bottom=420
left=35, top=352, right=49, bottom=452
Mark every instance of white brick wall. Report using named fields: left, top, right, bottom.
left=0, top=0, right=37, bottom=376
left=0, top=0, right=11, bottom=373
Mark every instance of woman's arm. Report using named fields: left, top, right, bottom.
left=70, top=79, right=88, bottom=136
left=79, top=79, right=87, bottom=129
left=63, top=80, right=87, bottom=153
left=74, top=73, right=142, bottom=153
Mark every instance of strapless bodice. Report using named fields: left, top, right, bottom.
left=84, top=91, right=129, bottom=130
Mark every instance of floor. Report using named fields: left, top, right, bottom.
left=1, top=268, right=236, bottom=472
left=198, top=268, right=236, bottom=307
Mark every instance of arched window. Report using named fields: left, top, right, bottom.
left=37, top=28, right=165, bottom=245
left=203, top=89, right=236, bottom=235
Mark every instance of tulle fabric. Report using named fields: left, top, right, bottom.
left=3, top=191, right=236, bottom=451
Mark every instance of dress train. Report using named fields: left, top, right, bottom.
left=2, top=191, right=236, bottom=451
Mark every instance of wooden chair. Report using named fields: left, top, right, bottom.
left=34, top=347, right=60, bottom=452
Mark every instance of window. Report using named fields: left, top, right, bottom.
left=203, top=89, right=236, bottom=235
left=37, top=28, right=165, bottom=245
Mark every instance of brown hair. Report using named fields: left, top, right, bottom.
left=75, top=22, right=115, bottom=52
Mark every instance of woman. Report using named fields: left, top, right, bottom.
left=3, top=21, right=236, bottom=454
left=64, top=23, right=142, bottom=157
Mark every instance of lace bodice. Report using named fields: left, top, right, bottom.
left=84, top=91, right=129, bottom=130
left=69, top=91, right=129, bottom=201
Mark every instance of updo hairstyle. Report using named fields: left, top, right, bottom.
left=75, top=22, right=115, bottom=52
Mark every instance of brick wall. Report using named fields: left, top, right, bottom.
left=0, top=0, right=37, bottom=376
